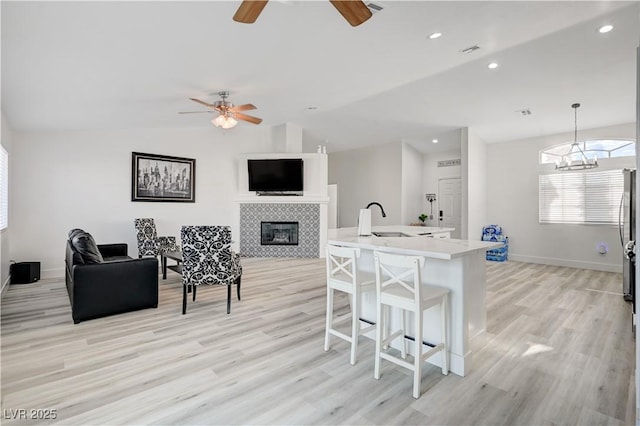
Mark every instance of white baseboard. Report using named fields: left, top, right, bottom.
left=508, top=254, right=622, bottom=273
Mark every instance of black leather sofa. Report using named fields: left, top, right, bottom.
left=65, top=229, right=158, bottom=324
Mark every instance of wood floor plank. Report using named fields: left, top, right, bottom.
left=1, top=258, right=635, bottom=425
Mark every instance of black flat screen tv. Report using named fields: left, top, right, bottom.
left=248, top=159, right=304, bottom=193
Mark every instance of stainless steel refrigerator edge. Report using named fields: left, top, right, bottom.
left=620, top=168, right=636, bottom=303
left=634, top=44, right=639, bottom=426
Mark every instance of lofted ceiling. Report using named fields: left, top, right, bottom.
left=1, top=1, right=638, bottom=154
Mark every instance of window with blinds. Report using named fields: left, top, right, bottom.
left=0, top=147, right=7, bottom=230
left=539, top=169, right=624, bottom=224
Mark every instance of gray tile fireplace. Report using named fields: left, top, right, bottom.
left=239, top=203, right=319, bottom=257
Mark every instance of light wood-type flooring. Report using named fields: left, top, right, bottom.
left=1, top=258, right=635, bottom=425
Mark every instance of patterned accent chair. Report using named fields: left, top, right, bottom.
left=134, top=218, right=180, bottom=258
left=181, top=225, right=242, bottom=315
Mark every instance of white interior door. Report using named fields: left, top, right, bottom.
left=438, top=178, right=462, bottom=239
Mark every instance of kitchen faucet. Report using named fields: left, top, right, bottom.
left=366, top=202, right=387, bottom=218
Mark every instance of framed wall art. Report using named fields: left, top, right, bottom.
left=131, top=152, right=196, bottom=202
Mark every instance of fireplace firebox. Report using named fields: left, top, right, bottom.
left=261, top=221, right=299, bottom=246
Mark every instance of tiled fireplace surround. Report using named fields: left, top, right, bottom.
left=239, top=203, right=320, bottom=257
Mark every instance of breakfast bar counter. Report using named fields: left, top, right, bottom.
left=327, top=226, right=501, bottom=376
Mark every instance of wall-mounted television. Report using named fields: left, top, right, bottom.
left=248, top=158, right=304, bottom=194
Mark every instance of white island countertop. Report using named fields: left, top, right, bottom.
left=327, top=226, right=501, bottom=260
left=327, top=225, right=503, bottom=376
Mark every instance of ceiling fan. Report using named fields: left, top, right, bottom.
left=233, top=0, right=373, bottom=27
left=182, top=91, right=263, bottom=129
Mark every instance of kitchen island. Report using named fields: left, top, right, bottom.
left=327, top=226, right=501, bottom=376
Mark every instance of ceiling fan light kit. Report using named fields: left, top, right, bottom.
left=212, top=114, right=238, bottom=129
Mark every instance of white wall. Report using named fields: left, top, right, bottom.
left=1, top=112, right=13, bottom=295
left=401, top=142, right=424, bottom=225
left=10, top=126, right=270, bottom=278
left=328, top=142, right=402, bottom=227
left=464, top=128, right=488, bottom=240
left=486, top=122, right=635, bottom=272
left=270, top=122, right=303, bottom=153
left=422, top=146, right=462, bottom=227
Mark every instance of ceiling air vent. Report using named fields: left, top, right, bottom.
left=517, top=109, right=532, bottom=116
left=460, top=45, right=480, bottom=54
left=366, top=2, right=384, bottom=13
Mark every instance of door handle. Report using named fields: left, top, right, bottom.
left=439, top=210, right=443, bottom=221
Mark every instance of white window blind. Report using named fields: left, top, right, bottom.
left=539, top=169, right=624, bottom=225
left=0, top=147, right=8, bottom=230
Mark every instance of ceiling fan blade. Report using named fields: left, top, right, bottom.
left=234, top=112, right=263, bottom=125
left=189, top=98, right=216, bottom=108
left=178, top=111, right=214, bottom=114
left=229, top=103, right=256, bottom=112
left=233, top=0, right=269, bottom=23
left=329, top=0, right=372, bottom=27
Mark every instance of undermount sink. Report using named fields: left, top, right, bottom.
left=372, top=232, right=413, bottom=238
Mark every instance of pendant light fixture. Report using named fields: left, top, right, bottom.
left=555, top=103, right=598, bottom=171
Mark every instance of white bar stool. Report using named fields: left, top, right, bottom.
left=324, top=244, right=376, bottom=365
left=373, top=250, right=449, bottom=398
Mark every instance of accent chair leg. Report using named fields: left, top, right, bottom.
left=227, top=284, right=232, bottom=314
left=182, top=284, right=187, bottom=315
left=193, top=285, right=197, bottom=301
left=236, top=276, right=242, bottom=300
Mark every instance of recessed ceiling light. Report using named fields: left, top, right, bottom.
left=487, top=62, right=499, bottom=69
left=432, top=139, right=439, bottom=144
left=429, top=32, right=442, bottom=40
left=598, top=24, right=613, bottom=34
